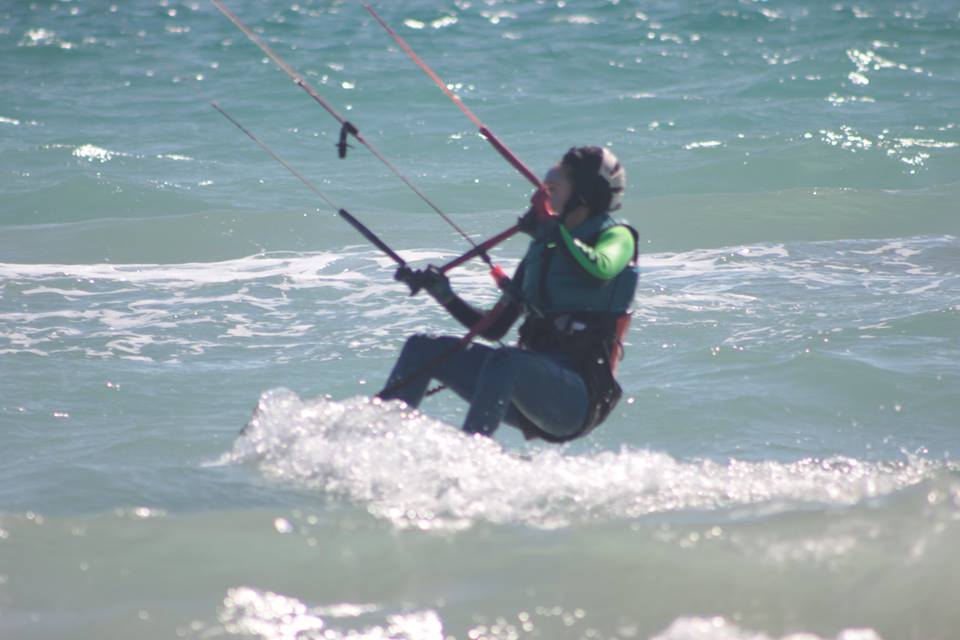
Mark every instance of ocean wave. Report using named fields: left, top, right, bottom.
left=0, top=248, right=499, bottom=361
left=0, top=251, right=344, bottom=287
left=196, top=588, right=887, bottom=640
left=223, top=389, right=954, bottom=531
left=209, top=587, right=439, bottom=640
left=652, top=617, right=881, bottom=640
left=3, top=235, right=954, bottom=365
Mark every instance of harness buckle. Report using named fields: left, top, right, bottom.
left=551, top=314, right=586, bottom=334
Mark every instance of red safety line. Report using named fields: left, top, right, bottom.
left=361, top=1, right=544, bottom=191
left=212, top=0, right=490, bottom=263
left=211, top=102, right=407, bottom=267
left=440, top=225, right=520, bottom=274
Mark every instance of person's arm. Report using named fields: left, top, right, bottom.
left=397, top=263, right=525, bottom=340
left=441, top=295, right=521, bottom=340
left=558, top=224, right=635, bottom=280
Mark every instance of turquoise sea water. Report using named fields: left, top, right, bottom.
left=2, top=1, right=959, bottom=638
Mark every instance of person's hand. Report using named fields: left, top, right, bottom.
left=418, top=265, right=454, bottom=303
left=394, top=265, right=419, bottom=294
left=394, top=265, right=454, bottom=304
left=517, top=187, right=557, bottom=238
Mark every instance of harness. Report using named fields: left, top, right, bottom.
left=512, top=223, right=639, bottom=443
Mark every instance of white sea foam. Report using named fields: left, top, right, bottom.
left=223, top=389, right=946, bottom=531
left=684, top=140, right=724, bottom=150
left=0, top=249, right=468, bottom=361
left=42, top=143, right=199, bottom=165
left=0, top=252, right=343, bottom=286
left=652, top=617, right=882, bottom=640
left=430, top=16, right=458, bottom=29
left=19, top=28, right=57, bottom=46
left=201, top=590, right=890, bottom=640
left=481, top=10, right=516, bottom=25
left=156, top=153, right=194, bottom=161
left=3, top=237, right=952, bottom=361
left=555, top=15, right=601, bottom=25
left=214, top=588, right=441, bottom=640
left=72, top=144, right=120, bottom=162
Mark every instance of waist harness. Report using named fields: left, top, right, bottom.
left=510, top=220, right=638, bottom=442
left=514, top=311, right=630, bottom=442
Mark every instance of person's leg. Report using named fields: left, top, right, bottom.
left=463, top=347, right=589, bottom=438
left=378, top=334, right=494, bottom=407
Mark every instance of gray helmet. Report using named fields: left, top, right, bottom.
left=561, top=146, right=626, bottom=214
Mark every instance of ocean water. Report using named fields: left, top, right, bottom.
left=1, top=0, right=959, bottom=638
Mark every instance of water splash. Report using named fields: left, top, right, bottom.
left=652, top=617, right=881, bottom=640
left=224, top=389, right=947, bottom=531
left=199, top=589, right=887, bottom=640
left=211, top=588, right=441, bottom=640
left=72, top=144, right=118, bottom=163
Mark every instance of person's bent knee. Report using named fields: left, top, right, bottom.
left=398, top=333, right=457, bottom=365
left=401, top=333, right=433, bottom=353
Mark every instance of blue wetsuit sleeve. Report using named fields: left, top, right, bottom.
left=441, top=262, right=525, bottom=340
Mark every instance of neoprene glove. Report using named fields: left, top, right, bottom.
left=517, top=187, right=557, bottom=239
left=419, top=265, right=454, bottom=304
left=394, top=265, right=455, bottom=304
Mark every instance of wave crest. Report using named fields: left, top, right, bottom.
left=224, top=389, right=947, bottom=531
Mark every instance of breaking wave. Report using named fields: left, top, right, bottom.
left=222, top=389, right=951, bottom=531
left=187, top=587, right=885, bottom=640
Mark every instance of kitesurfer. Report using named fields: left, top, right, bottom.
left=212, top=2, right=636, bottom=442
left=378, top=146, right=638, bottom=442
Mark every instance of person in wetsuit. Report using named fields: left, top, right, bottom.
left=378, top=146, right=638, bottom=442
